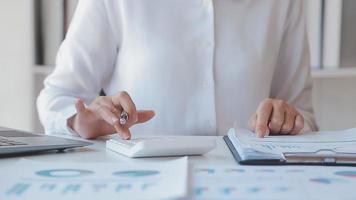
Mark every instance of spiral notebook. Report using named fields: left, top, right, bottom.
left=224, top=127, right=356, bottom=166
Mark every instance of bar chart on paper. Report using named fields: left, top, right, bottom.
left=0, top=158, right=188, bottom=200
left=191, top=165, right=356, bottom=200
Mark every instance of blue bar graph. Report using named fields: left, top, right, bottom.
left=40, top=183, right=56, bottom=191
left=116, top=184, right=132, bottom=192
left=113, top=170, right=160, bottom=177
left=141, top=183, right=156, bottom=190
left=92, top=183, right=108, bottom=192
left=221, top=186, right=236, bottom=195
left=195, top=168, right=214, bottom=174
left=62, top=184, right=81, bottom=194
left=5, top=183, right=30, bottom=196
left=194, top=187, right=209, bottom=196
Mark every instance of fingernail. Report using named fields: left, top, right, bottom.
left=123, top=134, right=130, bottom=140
left=256, top=128, right=264, bottom=138
left=265, top=129, right=270, bottom=136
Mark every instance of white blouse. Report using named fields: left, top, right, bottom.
left=37, top=0, right=317, bottom=136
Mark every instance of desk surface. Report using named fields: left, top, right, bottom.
left=0, top=136, right=235, bottom=167
left=2, top=136, right=356, bottom=200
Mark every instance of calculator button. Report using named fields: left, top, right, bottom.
left=111, top=140, right=136, bottom=148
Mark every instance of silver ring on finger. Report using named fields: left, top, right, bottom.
left=119, top=111, right=129, bottom=125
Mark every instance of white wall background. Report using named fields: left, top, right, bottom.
left=313, top=78, right=356, bottom=131
left=0, top=0, right=34, bottom=131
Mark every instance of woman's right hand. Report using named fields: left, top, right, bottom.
left=67, top=91, right=155, bottom=139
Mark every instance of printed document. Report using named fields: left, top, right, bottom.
left=0, top=157, right=188, bottom=200
left=229, top=128, right=356, bottom=158
left=192, top=164, right=356, bottom=200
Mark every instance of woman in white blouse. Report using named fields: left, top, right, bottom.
left=37, top=0, right=317, bottom=140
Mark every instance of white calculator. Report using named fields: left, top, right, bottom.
left=106, top=136, right=217, bottom=158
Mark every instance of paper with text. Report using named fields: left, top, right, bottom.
left=0, top=157, right=188, bottom=200
left=230, top=128, right=356, bottom=156
left=192, top=164, right=356, bottom=200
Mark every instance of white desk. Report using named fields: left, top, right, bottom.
left=2, top=136, right=356, bottom=200
left=0, top=136, right=235, bottom=168
left=0, top=136, right=235, bottom=199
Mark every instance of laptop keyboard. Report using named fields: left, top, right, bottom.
left=0, top=137, right=27, bottom=146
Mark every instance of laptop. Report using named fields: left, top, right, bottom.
left=0, top=126, right=92, bottom=156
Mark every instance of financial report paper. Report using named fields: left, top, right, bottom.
left=0, top=157, right=188, bottom=200
left=229, top=128, right=356, bottom=157
left=191, top=164, right=356, bottom=200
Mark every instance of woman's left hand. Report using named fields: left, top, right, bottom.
left=248, top=98, right=304, bottom=138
